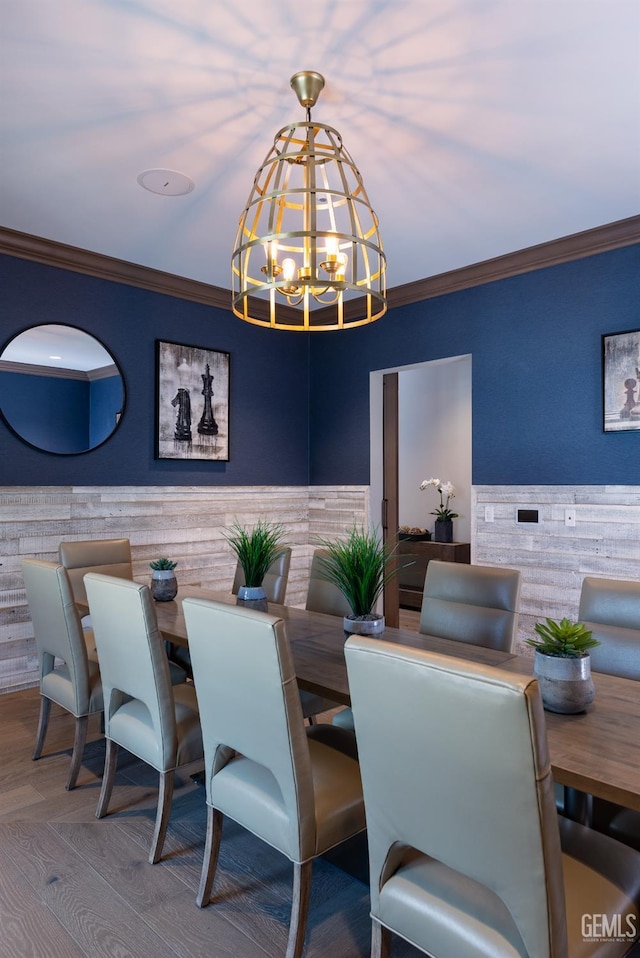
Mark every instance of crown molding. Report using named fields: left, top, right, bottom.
left=386, top=215, right=640, bottom=309
left=1, top=217, right=639, bottom=321
left=0, top=227, right=234, bottom=310
left=0, top=359, right=119, bottom=381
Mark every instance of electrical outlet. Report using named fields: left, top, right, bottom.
left=565, top=509, right=576, bottom=527
left=484, top=505, right=494, bottom=522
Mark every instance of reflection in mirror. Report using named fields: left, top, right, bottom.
left=0, top=324, right=125, bottom=454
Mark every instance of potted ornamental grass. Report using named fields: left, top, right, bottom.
left=420, top=477, right=459, bottom=542
left=525, top=617, right=600, bottom=713
left=224, top=519, right=287, bottom=602
left=316, top=525, right=409, bottom=637
left=149, top=557, right=178, bottom=602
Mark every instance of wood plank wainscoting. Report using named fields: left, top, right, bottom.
left=473, top=485, right=640, bottom=651
left=3, top=483, right=639, bottom=692
left=0, top=485, right=369, bottom=693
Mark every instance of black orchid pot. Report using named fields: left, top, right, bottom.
left=433, top=519, right=453, bottom=543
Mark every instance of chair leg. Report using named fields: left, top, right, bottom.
left=32, top=695, right=51, bottom=760
left=286, top=860, right=312, bottom=958
left=149, top=769, right=175, bottom=864
left=96, top=739, right=119, bottom=819
left=196, top=806, right=223, bottom=907
left=371, top=920, right=392, bottom=958
left=66, top=714, right=89, bottom=790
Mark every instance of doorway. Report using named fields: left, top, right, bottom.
left=371, top=355, right=472, bottom=625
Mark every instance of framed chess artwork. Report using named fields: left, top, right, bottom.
left=602, top=329, right=640, bottom=433
left=155, top=340, right=230, bottom=460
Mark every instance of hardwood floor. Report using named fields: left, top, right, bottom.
left=398, top=608, right=420, bottom=632
left=0, top=687, right=422, bottom=958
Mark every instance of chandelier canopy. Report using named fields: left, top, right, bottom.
left=231, top=72, right=386, bottom=331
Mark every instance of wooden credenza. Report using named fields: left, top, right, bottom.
left=398, top=540, right=471, bottom=610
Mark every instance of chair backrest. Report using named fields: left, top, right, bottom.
left=22, top=558, right=96, bottom=714
left=420, top=560, right=521, bottom=652
left=59, top=538, right=132, bottom=605
left=83, top=573, right=178, bottom=768
left=183, top=597, right=316, bottom=860
left=345, top=635, right=566, bottom=958
left=231, top=547, right=291, bottom=604
left=305, top=549, right=353, bottom=617
left=578, top=576, right=640, bottom=680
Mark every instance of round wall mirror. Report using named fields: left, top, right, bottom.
left=0, top=324, right=125, bottom=454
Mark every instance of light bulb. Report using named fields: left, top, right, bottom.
left=282, top=258, right=296, bottom=282
left=265, top=240, right=279, bottom=264
left=324, top=233, right=339, bottom=261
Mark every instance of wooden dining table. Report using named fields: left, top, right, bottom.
left=155, top=587, right=640, bottom=816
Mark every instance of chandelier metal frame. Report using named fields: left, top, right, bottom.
left=231, top=72, right=387, bottom=331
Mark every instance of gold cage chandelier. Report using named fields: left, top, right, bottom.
left=231, top=71, right=386, bottom=331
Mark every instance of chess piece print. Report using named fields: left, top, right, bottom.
left=198, top=363, right=218, bottom=436
left=171, top=388, right=192, bottom=441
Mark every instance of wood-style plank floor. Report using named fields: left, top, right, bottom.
left=0, top=670, right=422, bottom=956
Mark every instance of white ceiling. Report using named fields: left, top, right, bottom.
left=1, top=325, right=115, bottom=371
left=2, top=0, right=639, bottom=295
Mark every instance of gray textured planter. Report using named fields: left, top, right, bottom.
left=150, top=570, right=177, bottom=602
left=343, top=614, right=385, bottom=637
left=236, top=585, right=268, bottom=612
left=237, top=585, right=267, bottom=601
left=533, top=650, right=595, bottom=714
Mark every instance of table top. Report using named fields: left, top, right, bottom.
left=155, top=587, right=640, bottom=814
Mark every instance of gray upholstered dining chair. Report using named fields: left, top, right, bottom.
left=304, top=548, right=355, bottom=723
left=231, top=546, right=292, bottom=604
left=334, top=557, right=522, bottom=731
left=305, top=548, right=354, bottom=617
left=182, top=597, right=365, bottom=958
left=22, top=558, right=103, bottom=790
left=345, top=634, right=640, bottom=958
left=169, top=548, right=292, bottom=678
left=577, top=575, right=640, bottom=850
left=418, top=558, right=521, bottom=652
left=59, top=537, right=133, bottom=609
left=60, top=537, right=187, bottom=686
left=84, top=573, right=203, bottom=864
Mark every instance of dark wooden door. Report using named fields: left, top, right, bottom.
left=382, top=372, right=399, bottom=627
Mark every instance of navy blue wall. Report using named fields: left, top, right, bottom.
left=2, top=243, right=639, bottom=487
left=0, top=255, right=310, bottom=485
left=309, top=244, right=640, bottom=485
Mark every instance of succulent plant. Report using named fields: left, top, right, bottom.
left=525, top=617, right=599, bottom=657
left=149, top=557, right=177, bottom=571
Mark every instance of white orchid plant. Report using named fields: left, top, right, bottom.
left=419, top=477, right=459, bottom=521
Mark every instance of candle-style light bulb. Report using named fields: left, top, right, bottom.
left=265, top=239, right=279, bottom=263
left=335, top=251, right=348, bottom=281
left=325, top=233, right=339, bottom=261
left=282, top=258, right=296, bottom=282
left=261, top=240, right=281, bottom=279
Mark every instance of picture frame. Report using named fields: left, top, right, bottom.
left=155, top=340, right=230, bottom=460
left=602, top=329, right=640, bottom=433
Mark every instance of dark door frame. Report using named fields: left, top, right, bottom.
left=382, top=372, right=399, bottom=627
